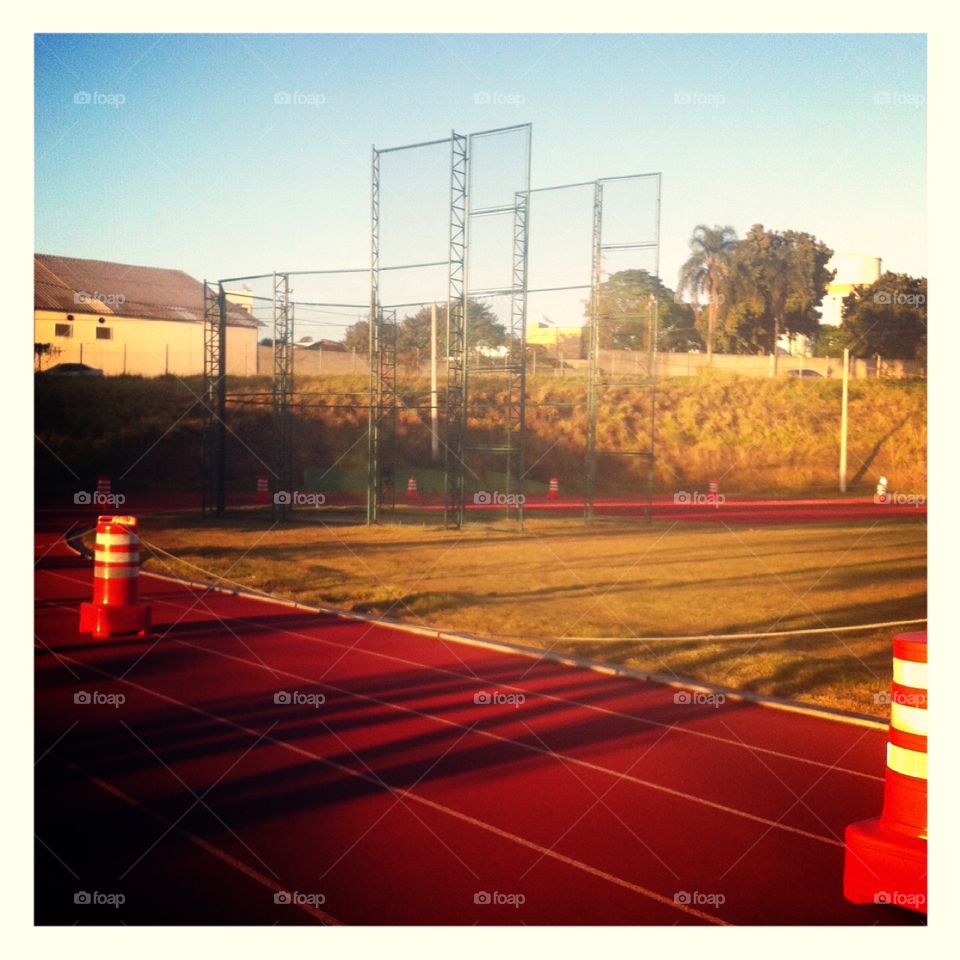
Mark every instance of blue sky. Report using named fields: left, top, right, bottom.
left=35, top=33, right=926, bottom=335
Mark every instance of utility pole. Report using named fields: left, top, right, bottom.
left=431, top=302, right=439, bottom=461
left=839, top=347, right=849, bottom=493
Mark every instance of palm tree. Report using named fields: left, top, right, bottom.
left=678, top=225, right=738, bottom=362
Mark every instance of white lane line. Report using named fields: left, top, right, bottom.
left=37, top=564, right=884, bottom=781
left=49, top=651, right=728, bottom=926
left=143, top=583, right=885, bottom=781
left=170, top=637, right=849, bottom=848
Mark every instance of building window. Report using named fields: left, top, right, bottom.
left=55, top=324, right=73, bottom=338
left=95, top=327, right=113, bottom=340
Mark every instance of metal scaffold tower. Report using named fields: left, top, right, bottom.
left=443, top=131, right=468, bottom=528
left=272, top=271, right=294, bottom=518
left=367, top=305, right=399, bottom=523
left=584, top=182, right=604, bottom=524
left=201, top=280, right=226, bottom=516
left=506, top=188, right=529, bottom=530
left=458, top=124, right=532, bottom=531
left=198, top=123, right=660, bottom=531
left=584, top=173, right=662, bottom=524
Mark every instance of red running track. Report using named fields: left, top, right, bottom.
left=34, top=516, right=924, bottom=925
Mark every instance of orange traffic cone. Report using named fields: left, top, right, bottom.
left=406, top=477, right=418, bottom=500
left=78, top=516, right=152, bottom=640
left=548, top=478, right=559, bottom=500
left=843, top=630, right=927, bottom=913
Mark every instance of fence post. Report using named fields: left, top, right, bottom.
left=839, top=347, right=849, bottom=493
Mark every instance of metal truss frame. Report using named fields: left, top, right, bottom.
left=584, top=173, right=662, bottom=524
left=272, top=271, right=294, bottom=519
left=199, top=127, right=661, bottom=532
left=367, top=305, right=399, bottom=523
left=201, top=280, right=227, bottom=516
left=443, top=130, right=469, bottom=528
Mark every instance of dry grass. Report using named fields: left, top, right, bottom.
left=134, top=513, right=926, bottom=717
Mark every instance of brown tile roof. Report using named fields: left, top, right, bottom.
left=35, top=254, right=259, bottom=328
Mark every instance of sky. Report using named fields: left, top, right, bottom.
left=35, top=33, right=926, bottom=337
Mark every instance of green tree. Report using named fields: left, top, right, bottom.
left=343, top=320, right=369, bottom=353
left=811, top=325, right=855, bottom=358
left=678, top=224, right=738, bottom=362
left=399, top=300, right=506, bottom=359
left=342, top=300, right=506, bottom=359
left=839, top=273, right=927, bottom=360
left=720, top=224, right=834, bottom=369
left=583, top=269, right=697, bottom=352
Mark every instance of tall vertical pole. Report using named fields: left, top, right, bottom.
left=647, top=173, right=662, bottom=523
left=368, top=145, right=381, bottom=525
left=585, top=181, right=603, bottom=525
left=216, top=283, right=227, bottom=515
left=431, top=302, right=439, bottom=462
left=444, top=131, right=468, bottom=528
left=839, top=346, right=849, bottom=493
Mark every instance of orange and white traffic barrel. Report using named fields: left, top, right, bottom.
left=78, top=515, right=152, bottom=640
left=843, top=629, right=927, bottom=913
left=406, top=477, right=418, bottom=500
left=548, top=478, right=559, bottom=500
left=97, top=475, right=111, bottom=500
left=255, top=476, right=270, bottom=504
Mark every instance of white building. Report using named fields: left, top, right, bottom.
left=819, top=253, right=883, bottom=327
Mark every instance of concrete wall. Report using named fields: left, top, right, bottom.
left=35, top=310, right=259, bottom=376
left=277, top=346, right=925, bottom=381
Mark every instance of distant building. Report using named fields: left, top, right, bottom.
left=34, top=254, right=260, bottom=375
left=526, top=319, right=583, bottom=357
left=820, top=253, right=882, bottom=327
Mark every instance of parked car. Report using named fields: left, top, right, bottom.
left=42, top=362, right=104, bottom=377
left=786, top=368, right=823, bottom=378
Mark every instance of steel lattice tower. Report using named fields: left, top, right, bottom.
left=272, top=272, right=294, bottom=519
left=201, top=281, right=227, bottom=516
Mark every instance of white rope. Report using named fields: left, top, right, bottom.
left=560, top=619, right=927, bottom=643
